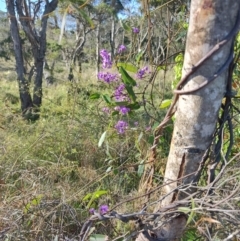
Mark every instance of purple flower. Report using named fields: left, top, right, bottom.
left=100, top=49, right=112, bottom=68
left=134, top=122, right=138, bottom=126
left=132, top=27, right=139, bottom=34
left=114, top=106, right=130, bottom=115
left=99, top=205, right=109, bottom=214
left=89, top=208, right=95, bottom=214
left=118, top=45, right=126, bottom=54
left=115, top=120, right=128, bottom=134
left=136, top=66, right=149, bottom=79
left=114, top=84, right=129, bottom=101
left=98, top=72, right=118, bottom=83
left=102, top=107, right=110, bottom=114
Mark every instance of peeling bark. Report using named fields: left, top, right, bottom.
left=161, top=0, right=240, bottom=207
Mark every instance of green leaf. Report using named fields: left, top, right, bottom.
left=148, top=135, right=154, bottom=145
left=137, top=160, right=145, bottom=177
left=157, top=66, right=166, bottom=71
left=113, top=101, right=129, bottom=106
left=23, top=195, right=42, bottom=213
left=98, top=131, right=107, bottom=148
left=78, top=8, right=94, bottom=28
left=102, top=94, right=112, bottom=104
left=106, top=166, right=112, bottom=173
left=82, top=193, right=92, bottom=201
left=159, top=99, right=172, bottom=109
left=86, top=190, right=108, bottom=208
left=90, top=93, right=101, bottom=99
left=136, top=51, right=144, bottom=64
left=24, top=203, right=31, bottom=214
left=117, top=63, right=138, bottom=73
left=92, top=190, right=108, bottom=199
left=90, top=234, right=108, bottom=241
left=127, top=102, right=141, bottom=110
left=111, top=111, right=119, bottom=116
left=119, top=67, right=136, bottom=86
left=31, top=195, right=42, bottom=206
left=175, top=53, right=184, bottom=62
left=31, top=199, right=39, bottom=206
left=120, top=20, right=131, bottom=31
left=125, top=85, right=136, bottom=102
left=187, top=198, right=196, bottom=225
left=178, top=207, right=191, bottom=213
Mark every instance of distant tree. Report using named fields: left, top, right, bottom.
left=6, top=0, right=58, bottom=119
left=59, top=0, right=95, bottom=81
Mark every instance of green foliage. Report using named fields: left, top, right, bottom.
left=119, top=66, right=137, bottom=86
left=159, top=99, right=171, bottom=109
left=117, top=62, right=138, bottom=73
left=173, top=53, right=184, bottom=89
left=83, top=190, right=108, bottom=208
left=98, top=131, right=107, bottom=147
left=0, top=36, right=12, bottom=60
left=90, top=234, right=108, bottom=241
left=181, top=228, right=201, bottom=241
left=24, top=195, right=43, bottom=214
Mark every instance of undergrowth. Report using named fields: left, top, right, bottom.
left=0, top=68, right=172, bottom=240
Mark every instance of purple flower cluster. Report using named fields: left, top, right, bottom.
left=132, top=27, right=139, bottom=34
left=89, top=205, right=109, bottom=215
left=98, top=72, right=118, bottom=83
left=99, top=205, right=109, bottom=214
left=114, top=106, right=130, bottom=115
left=97, top=48, right=134, bottom=135
left=115, top=120, right=128, bottom=134
left=89, top=208, right=95, bottom=214
left=102, top=107, right=110, bottom=114
left=114, top=84, right=128, bottom=101
left=136, top=66, right=149, bottom=79
left=118, top=45, right=126, bottom=54
left=100, top=49, right=112, bottom=69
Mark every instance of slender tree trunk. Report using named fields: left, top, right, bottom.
left=14, top=0, right=58, bottom=119
left=95, top=22, right=100, bottom=78
left=137, top=1, right=240, bottom=240
left=32, top=6, right=50, bottom=110
left=6, top=0, right=33, bottom=115
left=110, top=15, right=116, bottom=58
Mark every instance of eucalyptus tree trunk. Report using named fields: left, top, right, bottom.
left=6, top=0, right=33, bottom=114
left=137, top=1, right=240, bottom=240
left=161, top=0, right=239, bottom=207
left=7, top=0, right=58, bottom=119
left=15, top=0, right=58, bottom=114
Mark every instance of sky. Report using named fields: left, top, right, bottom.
left=0, top=0, right=6, bottom=12
left=0, top=0, right=140, bottom=16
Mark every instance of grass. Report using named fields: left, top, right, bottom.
left=0, top=61, right=173, bottom=240
left=1, top=58, right=239, bottom=240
